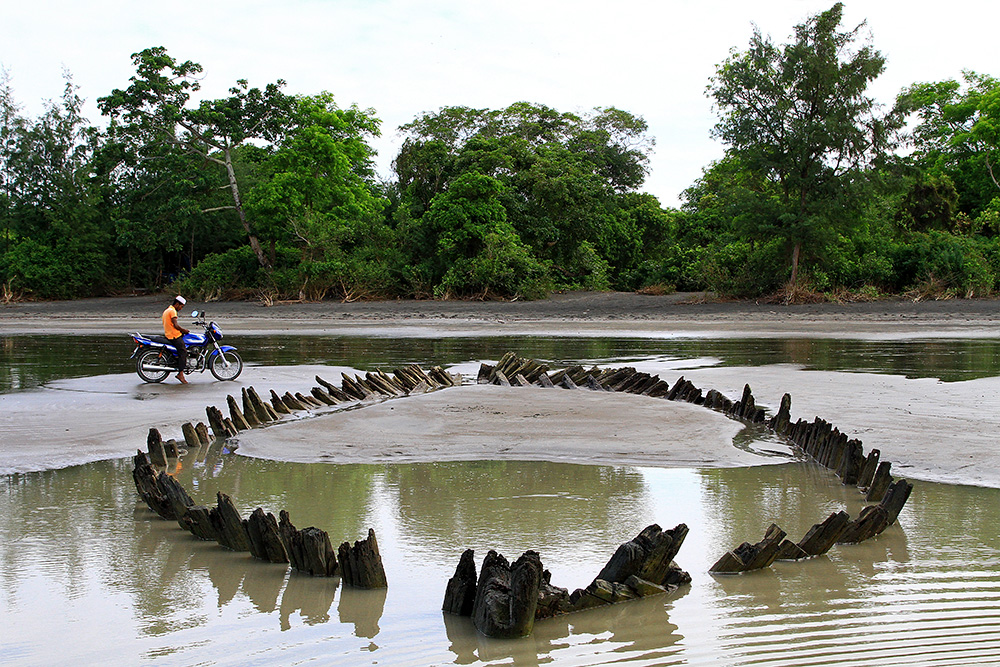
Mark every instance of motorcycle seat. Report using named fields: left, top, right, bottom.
left=148, top=335, right=175, bottom=347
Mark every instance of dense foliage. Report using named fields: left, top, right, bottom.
left=3, top=6, right=1000, bottom=302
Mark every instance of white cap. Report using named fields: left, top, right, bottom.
left=175, top=295, right=186, bottom=305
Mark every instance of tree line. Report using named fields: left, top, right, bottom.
left=2, top=3, right=999, bottom=302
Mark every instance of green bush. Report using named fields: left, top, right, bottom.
left=698, top=239, right=787, bottom=297
left=0, top=237, right=110, bottom=299
left=629, top=244, right=710, bottom=292
left=177, top=245, right=299, bottom=298
left=436, top=231, right=552, bottom=299
left=400, top=172, right=552, bottom=299
left=891, top=231, right=996, bottom=296
left=820, top=234, right=895, bottom=289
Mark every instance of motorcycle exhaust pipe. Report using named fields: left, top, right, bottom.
left=142, top=364, right=181, bottom=372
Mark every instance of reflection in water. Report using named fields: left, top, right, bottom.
left=443, top=592, right=686, bottom=667
left=339, top=586, right=387, bottom=638
left=2, top=450, right=1000, bottom=665
left=385, top=461, right=654, bottom=586
left=6, top=333, right=1000, bottom=393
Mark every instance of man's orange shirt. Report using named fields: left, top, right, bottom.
left=162, top=305, right=183, bottom=339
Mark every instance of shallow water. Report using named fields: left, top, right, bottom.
left=2, top=453, right=999, bottom=666
left=3, top=333, right=1000, bottom=665
left=5, top=334, right=1000, bottom=393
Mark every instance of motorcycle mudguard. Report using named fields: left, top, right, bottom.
left=209, top=345, right=237, bottom=358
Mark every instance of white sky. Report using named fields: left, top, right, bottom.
left=3, top=1, right=996, bottom=207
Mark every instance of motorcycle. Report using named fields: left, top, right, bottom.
left=130, top=310, right=243, bottom=383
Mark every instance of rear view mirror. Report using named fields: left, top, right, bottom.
left=191, top=310, right=200, bottom=318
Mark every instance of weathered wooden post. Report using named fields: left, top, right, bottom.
left=240, top=389, right=261, bottom=427
left=471, top=550, right=543, bottom=639
left=880, top=479, right=913, bottom=525
left=226, top=395, right=252, bottom=431
left=858, top=449, right=881, bottom=489
left=791, top=511, right=851, bottom=557
left=194, top=422, right=212, bottom=446
left=210, top=492, right=251, bottom=552
left=147, top=428, right=168, bottom=466
left=338, top=529, right=388, bottom=588
left=132, top=450, right=194, bottom=520
left=245, top=508, right=289, bottom=563
left=866, top=462, right=893, bottom=502
left=710, top=523, right=787, bottom=574
left=269, top=389, right=291, bottom=414
left=181, top=422, right=201, bottom=451
left=442, top=549, right=478, bottom=616
left=179, top=506, right=217, bottom=540
left=278, top=511, right=339, bottom=576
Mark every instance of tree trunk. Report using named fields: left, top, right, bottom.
left=223, top=146, right=270, bottom=269
left=790, top=241, right=801, bottom=286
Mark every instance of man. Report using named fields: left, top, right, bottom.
left=162, top=296, right=190, bottom=384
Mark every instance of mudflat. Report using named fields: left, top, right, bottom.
left=2, top=293, right=999, bottom=487
left=2, top=291, right=1000, bottom=337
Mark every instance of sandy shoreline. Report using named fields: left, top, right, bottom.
left=2, top=293, right=999, bottom=488
left=3, top=291, right=1000, bottom=337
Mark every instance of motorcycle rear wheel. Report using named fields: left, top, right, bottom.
left=210, top=350, right=243, bottom=381
left=136, top=349, right=172, bottom=383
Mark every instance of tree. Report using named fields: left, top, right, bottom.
left=708, top=3, right=895, bottom=285
left=98, top=47, right=294, bottom=269
left=402, top=171, right=548, bottom=298
left=897, top=71, right=1000, bottom=217
left=0, top=69, right=24, bottom=259
left=244, top=93, right=391, bottom=298
left=0, top=73, right=111, bottom=298
left=393, top=102, right=654, bottom=286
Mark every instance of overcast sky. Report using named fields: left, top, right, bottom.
left=3, top=1, right=995, bottom=207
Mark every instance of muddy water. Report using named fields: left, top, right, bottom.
left=3, top=333, right=1000, bottom=665
left=5, top=334, right=1000, bottom=393
left=2, top=452, right=999, bottom=666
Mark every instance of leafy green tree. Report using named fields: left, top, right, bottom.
left=98, top=47, right=294, bottom=269
left=394, top=102, right=654, bottom=287
left=245, top=93, right=391, bottom=299
left=708, top=2, right=895, bottom=285
left=96, top=136, right=239, bottom=286
left=0, top=69, right=23, bottom=260
left=897, top=173, right=959, bottom=232
left=0, top=74, right=110, bottom=298
left=401, top=172, right=548, bottom=298
left=897, top=71, right=1000, bottom=217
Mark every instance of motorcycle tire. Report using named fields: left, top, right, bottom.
left=136, top=349, right=172, bottom=383
left=210, top=350, right=243, bottom=381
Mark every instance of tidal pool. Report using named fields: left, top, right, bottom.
left=3, top=334, right=1000, bottom=665
left=5, top=334, right=1000, bottom=393
left=2, top=452, right=999, bottom=666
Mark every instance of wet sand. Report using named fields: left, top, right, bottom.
left=2, top=293, right=999, bottom=487
left=3, top=291, right=1000, bottom=338
left=235, top=385, right=759, bottom=469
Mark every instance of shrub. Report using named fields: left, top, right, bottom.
left=176, top=246, right=287, bottom=301
left=0, top=238, right=110, bottom=299
left=436, top=231, right=552, bottom=299
left=698, top=239, right=787, bottom=297
left=629, top=244, right=710, bottom=293
left=891, top=231, right=996, bottom=296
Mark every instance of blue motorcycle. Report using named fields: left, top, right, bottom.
left=130, top=310, right=243, bottom=383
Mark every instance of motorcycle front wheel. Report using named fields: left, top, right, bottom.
left=136, top=349, right=172, bottom=383
left=210, top=351, right=243, bottom=381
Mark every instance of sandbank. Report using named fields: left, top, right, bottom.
left=3, top=292, right=1000, bottom=338
left=2, top=293, right=999, bottom=488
